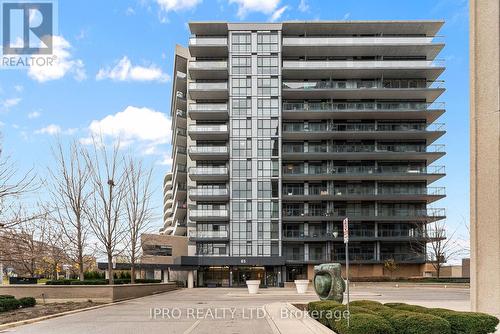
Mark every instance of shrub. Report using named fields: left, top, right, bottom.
left=386, top=303, right=499, bottom=334
left=135, top=279, right=162, bottom=284
left=331, top=313, right=395, bottom=334
left=307, top=301, right=341, bottom=327
left=84, top=271, right=105, bottom=280
left=330, top=304, right=378, bottom=316
left=18, top=297, right=36, bottom=308
left=0, top=298, right=20, bottom=312
left=0, top=295, right=15, bottom=299
left=388, top=311, right=451, bottom=334
left=45, top=279, right=79, bottom=285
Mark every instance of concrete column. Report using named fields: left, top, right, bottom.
left=163, top=270, right=169, bottom=283
left=470, top=0, right=500, bottom=318
left=187, top=270, right=194, bottom=289
left=0, top=262, right=4, bottom=285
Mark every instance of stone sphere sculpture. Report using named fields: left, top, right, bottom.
left=313, top=263, right=346, bottom=302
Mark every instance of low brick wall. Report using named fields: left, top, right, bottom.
left=0, top=283, right=178, bottom=303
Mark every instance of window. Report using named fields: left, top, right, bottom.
left=232, top=180, right=252, bottom=198
left=232, top=33, right=251, bottom=52
left=231, top=118, right=252, bottom=137
left=257, top=140, right=279, bottom=157
left=231, top=201, right=252, bottom=220
left=196, top=243, right=227, bottom=256
left=257, top=77, right=279, bottom=96
left=231, top=221, right=252, bottom=240
left=257, top=98, right=279, bottom=117
left=232, top=77, right=251, bottom=96
left=257, top=56, right=279, bottom=75
left=257, top=32, right=279, bottom=52
left=232, top=56, right=251, bottom=75
left=232, top=98, right=251, bottom=117
left=257, top=159, right=279, bottom=177
left=257, top=201, right=279, bottom=219
left=232, top=159, right=252, bottom=178
left=257, top=180, right=279, bottom=198
left=257, top=118, right=279, bottom=136
left=232, top=139, right=252, bottom=157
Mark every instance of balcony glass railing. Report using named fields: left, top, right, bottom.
left=189, top=37, right=228, bottom=46
left=283, top=208, right=445, bottom=218
left=282, top=101, right=445, bottom=112
left=284, top=165, right=445, bottom=175
left=189, top=103, right=228, bottom=112
left=189, top=167, right=228, bottom=175
left=283, top=144, right=445, bottom=154
left=189, top=61, right=228, bottom=69
left=189, top=124, right=228, bottom=132
left=283, top=79, right=442, bottom=90
left=189, top=146, right=228, bottom=154
left=188, top=82, right=228, bottom=90
left=380, top=253, right=425, bottom=261
left=189, top=230, right=229, bottom=238
left=332, top=253, right=376, bottom=261
left=282, top=36, right=437, bottom=46
left=189, top=188, right=229, bottom=196
left=283, top=59, right=445, bottom=69
left=190, top=209, right=229, bottom=217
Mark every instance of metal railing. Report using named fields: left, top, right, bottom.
left=283, top=79, right=443, bottom=90
left=283, top=165, right=445, bottom=176
left=282, top=101, right=445, bottom=112
left=190, top=209, right=229, bottom=217
left=189, top=103, right=228, bottom=112
left=188, top=82, right=228, bottom=90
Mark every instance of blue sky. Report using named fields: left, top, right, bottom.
left=0, top=0, right=469, bottom=241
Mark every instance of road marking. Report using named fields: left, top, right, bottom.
left=183, top=319, right=201, bottom=334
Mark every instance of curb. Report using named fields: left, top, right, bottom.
left=0, top=288, right=181, bottom=331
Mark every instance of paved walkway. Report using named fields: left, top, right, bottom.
left=4, top=285, right=470, bottom=334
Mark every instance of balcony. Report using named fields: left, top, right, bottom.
left=190, top=209, right=229, bottom=221
left=380, top=253, right=426, bottom=263
left=188, top=61, right=228, bottom=80
left=282, top=59, right=445, bottom=80
left=282, top=79, right=444, bottom=101
left=188, top=124, right=229, bottom=140
left=188, top=103, right=228, bottom=120
left=282, top=144, right=446, bottom=163
left=282, top=208, right=446, bottom=222
left=188, top=188, right=229, bottom=201
left=282, top=121, right=445, bottom=143
left=282, top=36, right=444, bottom=59
left=332, top=253, right=377, bottom=262
left=189, top=146, right=229, bottom=160
left=188, top=82, right=228, bottom=100
left=282, top=186, right=444, bottom=203
left=188, top=37, right=228, bottom=57
left=189, top=230, right=229, bottom=241
left=282, top=101, right=445, bottom=122
left=189, top=167, right=229, bottom=181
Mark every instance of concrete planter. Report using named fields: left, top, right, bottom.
left=294, top=280, right=310, bottom=294
left=246, top=280, right=261, bottom=294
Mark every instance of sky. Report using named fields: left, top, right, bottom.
left=0, top=0, right=470, bottom=249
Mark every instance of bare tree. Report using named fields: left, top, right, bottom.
left=123, top=157, right=154, bottom=283
left=426, top=221, right=466, bottom=278
left=384, top=258, right=399, bottom=280
left=47, top=140, right=92, bottom=281
left=83, top=137, right=127, bottom=284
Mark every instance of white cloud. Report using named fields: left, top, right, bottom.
left=269, top=5, right=287, bottom=22
left=27, top=111, right=41, bottom=119
left=35, top=124, right=61, bottom=135
left=298, top=0, right=309, bottom=12
left=96, top=56, right=170, bottom=83
left=14, top=85, right=23, bottom=93
left=159, top=155, right=173, bottom=166
left=229, top=0, right=281, bottom=18
left=342, top=12, right=351, bottom=20
left=156, top=0, right=201, bottom=12
left=35, top=124, right=78, bottom=135
left=125, top=6, right=135, bottom=15
left=85, top=106, right=172, bottom=146
left=1, top=98, right=21, bottom=109
left=28, top=35, right=86, bottom=82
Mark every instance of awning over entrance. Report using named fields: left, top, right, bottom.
left=176, top=256, right=286, bottom=267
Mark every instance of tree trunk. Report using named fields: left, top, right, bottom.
left=77, top=220, right=85, bottom=281
left=107, top=253, right=114, bottom=284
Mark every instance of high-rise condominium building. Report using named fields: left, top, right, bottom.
left=162, top=21, right=447, bottom=287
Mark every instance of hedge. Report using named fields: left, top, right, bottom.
left=0, top=298, right=21, bottom=312
left=19, top=297, right=36, bottom=308
left=46, top=278, right=163, bottom=285
left=308, top=300, right=341, bottom=326
left=0, top=294, right=15, bottom=299
left=308, top=300, right=499, bottom=334
left=386, top=303, right=499, bottom=334
left=332, top=313, right=395, bottom=334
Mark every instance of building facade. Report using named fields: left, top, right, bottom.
left=470, top=0, right=500, bottom=318
left=163, top=21, right=447, bottom=287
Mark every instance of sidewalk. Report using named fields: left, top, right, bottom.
left=264, top=302, right=334, bottom=334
